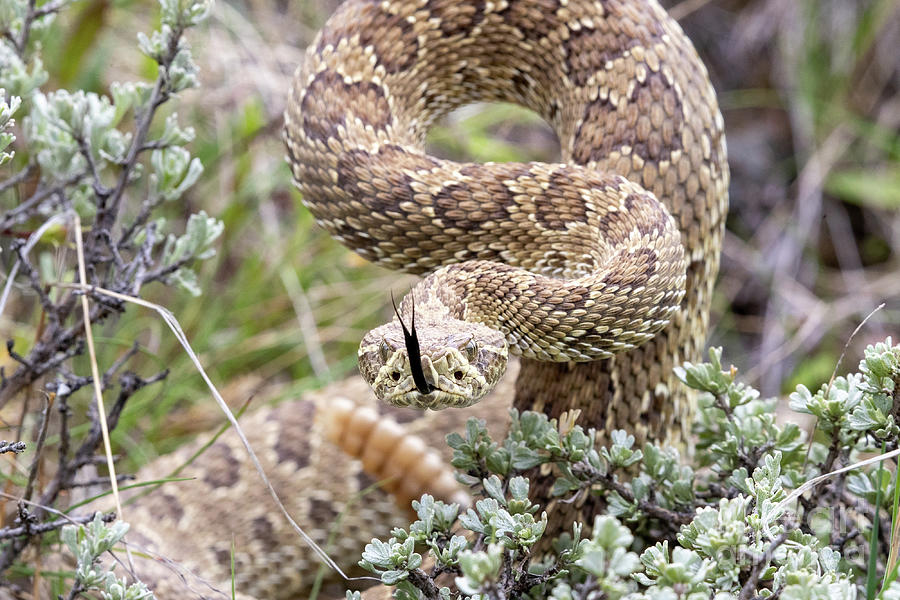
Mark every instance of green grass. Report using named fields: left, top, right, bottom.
left=879, top=461, right=900, bottom=597
left=869, top=443, right=887, bottom=599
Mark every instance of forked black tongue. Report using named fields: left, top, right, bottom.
left=391, top=292, right=434, bottom=395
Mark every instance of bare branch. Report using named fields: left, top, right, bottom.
left=0, top=512, right=115, bottom=541
left=22, top=395, right=54, bottom=503
left=0, top=163, right=35, bottom=195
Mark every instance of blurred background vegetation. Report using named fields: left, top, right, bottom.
left=1, top=0, right=898, bottom=473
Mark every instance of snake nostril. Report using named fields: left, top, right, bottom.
left=454, top=370, right=464, bottom=381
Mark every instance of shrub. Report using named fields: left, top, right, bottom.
left=350, top=339, right=900, bottom=599
left=1, top=0, right=215, bottom=594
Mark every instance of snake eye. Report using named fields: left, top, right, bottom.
left=379, top=339, right=391, bottom=363
left=462, top=339, right=478, bottom=362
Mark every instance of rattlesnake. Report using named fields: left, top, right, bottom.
left=286, top=0, right=696, bottom=413
left=36, top=1, right=728, bottom=599
left=282, top=0, right=726, bottom=561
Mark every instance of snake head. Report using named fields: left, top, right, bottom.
left=358, top=318, right=508, bottom=409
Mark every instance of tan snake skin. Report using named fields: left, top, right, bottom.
left=285, top=0, right=694, bottom=412
left=40, top=1, right=728, bottom=599
left=32, top=371, right=514, bottom=600
left=282, top=0, right=727, bottom=556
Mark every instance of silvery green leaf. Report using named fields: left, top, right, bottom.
left=381, top=569, right=408, bottom=585
left=185, top=211, right=222, bottom=259
left=0, top=130, right=14, bottom=165
left=0, top=90, right=20, bottom=126
left=605, top=430, right=642, bottom=468
left=446, top=534, right=467, bottom=557
left=563, top=426, right=590, bottom=460
left=817, top=546, right=840, bottom=572
left=549, top=581, right=575, bottom=600
left=456, top=544, right=502, bottom=594
left=360, top=538, right=393, bottom=568
left=484, top=444, right=511, bottom=475
left=169, top=265, right=201, bottom=295
left=89, top=515, right=129, bottom=554
left=400, top=535, right=414, bottom=556
left=575, top=548, right=608, bottom=577
left=0, top=101, right=15, bottom=165
left=78, top=565, right=107, bottom=588
left=487, top=507, right=516, bottom=537
left=0, top=0, right=26, bottom=34
left=0, top=40, right=48, bottom=97
left=151, top=145, right=188, bottom=189
left=98, top=128, right=132, bottom=164
left=170, top=154, right=202, bottom=198
left=609, top=429, right=635, bottom=450
left=25, top=93, right=84, bottom=179
left=103, top=578, right=155, bottom=600
left=83, top=93, right=116, bottom=151
left=60, top=523, right=78, bottom=554
left=675, top=347, right=732, bottom=395
left=137, top=26, right=172, bottom=62
left=159, top=0, right=179, bottom=23
left=166, top=49, right=199, bottom=93
left=25, top=89, right=117, bottom=182
left=590, top=514, right=633, bottom=549
left=482, top=475, right=505, bottom=504
left=458, top=507, right=485, bottom=534
left=412, top=494, right=435, bottom=527
left=432, top=500, right=459, bottom=530
left=606, top=491, right=637, bottom=519
left=101, top=580, right=125, bottom=600
left=846, top=400, right=887, bottom=432
left=510, top=443, right=544, bottom=469
left=159, top=212, right=222, bottom=295
left=630, top=475, right=649, bottom=502
left=859, top=337, right=898, bottom=393
left=507, top=475, right=530, bottom=503
left=110, top=81, right=153, bottom=124
left=52, top=90, right=114, bottom=140
left=724, top=467, right=750, bottom=494
left=160, top=0, right=210, bottom=27
left=550, top=474, right=580, bottom=497
left=845, top=469, right=891, bottom=505
left=151, top=146, right=203, bottom=200
left=157, top=112, right=195, bottom=145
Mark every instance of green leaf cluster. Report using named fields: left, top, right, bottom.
left=351, top=338, right=900, bottom=599
left=2, top=0, right=220, bottom=294
left=0, top=90, right=19, bottom=165
left=60, top=514, right=155, bottom=600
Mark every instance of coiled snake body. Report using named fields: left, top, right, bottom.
left=76, top=1, right=728, bottom=599
left=283, top=0, right=727, bottom=413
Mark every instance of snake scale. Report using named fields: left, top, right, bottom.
left=39, top=1, right=728, bottom=599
